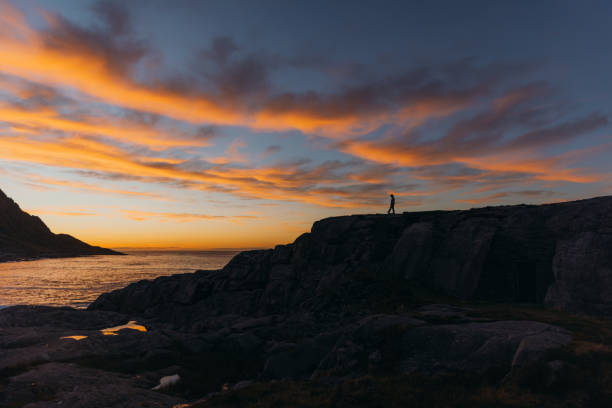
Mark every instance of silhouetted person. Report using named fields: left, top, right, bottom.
left=388, top=194, right=395, bottom=215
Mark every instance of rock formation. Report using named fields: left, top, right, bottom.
left=90, top=195, right=612, bottom=317
left=0, top=188, right=121, bottom=262
left=4, top=196, right=612, bottom=407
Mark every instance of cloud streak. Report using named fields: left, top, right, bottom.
left=121, top=209, right=258, bottom=223
left=338, top=84, right=608, bottom=185
left=455, top=190, right=559, bottom=205
left=0, top=133, right=405, bottom=208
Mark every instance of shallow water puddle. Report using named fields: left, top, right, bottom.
left=61, top=335, right=88, bottom=341
left=100, top=320, right=147, bottom=335
left=61, top=320, right=147, bottom=341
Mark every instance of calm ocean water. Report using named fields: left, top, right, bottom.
left=0, top=250, right=238, bottom=309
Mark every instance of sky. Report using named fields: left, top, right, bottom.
left=0, top=0, right=611, bottom=249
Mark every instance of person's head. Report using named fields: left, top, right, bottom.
left=390, top=194, right=394, bottom=198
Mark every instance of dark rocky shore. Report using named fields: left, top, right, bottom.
left=3, top=196, right=612, bottom=407
left=0, top=189, right=121, bottom=263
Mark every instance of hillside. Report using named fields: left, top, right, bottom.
left=0, top=188, right=121, bottom=262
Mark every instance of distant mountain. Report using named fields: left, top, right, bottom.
left=0, top=188, right=122, bottom=262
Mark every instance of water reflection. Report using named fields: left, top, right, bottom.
left=100, top=320, right=147, bottom=335
left=60, top=320, right=147, bottom=341
left=0, top=250, right=237, bottom=308
left=61, top=335, right=88, bottom=341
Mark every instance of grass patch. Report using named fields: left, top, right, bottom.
left=464, top=303, right=612, bottom=344
left=190, top=374, right=570, bottom=408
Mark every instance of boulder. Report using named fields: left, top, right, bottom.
left=399, top=320, right=571, bottom=374
left=545, top=231, right=612, bottom=315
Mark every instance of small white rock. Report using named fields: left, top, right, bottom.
left=152, top=374, right=180, bottom=390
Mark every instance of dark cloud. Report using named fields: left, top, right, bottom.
left=346, top=80, right=607, bottom=173
left=258, top=60, right=510, bottom=121
left=196, top=37, right=271, bottom=101
left=72, top=170, right=168, bottom=183
left=191, top=36, right=528, bottom=124
left=91, top=0, right=130, bottom=35
left=196, top=126, right=218, bottom=140
left=200, top=36, right=239, bottom=66
left=197, top=35, right=370, bottom=93
left=119, top=109, right=161, bottom=126
left=416, top=82, right=557, bottom=157
left=516, top=190, right=557, bottom=197
left=212, top=55, right=270, bottom=100
left=504, top=113, right=608, bottom=151
left=42, top=3, right=149, bottom=75
left=456, top=189, right=560, bottom=205
left=264, top=145, right=281, bottom=155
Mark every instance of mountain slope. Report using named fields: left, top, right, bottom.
left=0, top=188, right=121, bottom=261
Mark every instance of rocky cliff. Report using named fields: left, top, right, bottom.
left=0, top=188, right=121, bottom=261
left=90, top=195, right=612, bottom=318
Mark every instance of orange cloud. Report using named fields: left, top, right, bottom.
left=25, top=209, right=95, bottom=216
left=0, top=100, right=209, bottom=149
left=0, top=2, right=487, bottom=137
left=25, top=175, right=169, bottom=200
left=342, top=138, right=600, bottom=183
left=120, top=209, right=258, bottom=222
left=0, top=5, right=242, bottom=124
left=0, top=134, right=392, bottom=209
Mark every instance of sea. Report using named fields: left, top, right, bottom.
left=0, top=250, right=239, bottom=309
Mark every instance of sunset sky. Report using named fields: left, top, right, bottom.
left=0, top=0, right=611, bottom=249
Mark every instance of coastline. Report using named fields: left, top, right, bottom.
left=0, top=250, right=238, bottom=309
left=0, top=252, right=126, bottom=264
